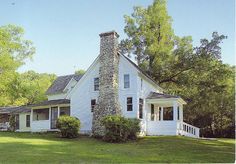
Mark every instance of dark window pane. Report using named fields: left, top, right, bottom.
left=26, top=115, right=30, bottom=127
left=127, top=97, right=133, bottom=111
left=163, top=107, right=173, bottom=120
left=124, top=74, right=130, bottom=88
left=127, top=97, right=132, bottom=103
left=91, top=99, right=96, bottom=112
left=151, top=104, right=154, bottom=121
left=94, top=78, right=99, bottom=91
left=33, top=108, right=49, bottom=121
left=127, top=105, right=133, bottom=111
left=60, top=106, right=70, bottom=116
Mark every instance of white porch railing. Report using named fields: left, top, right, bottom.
left=0, top=122, right=10, bottom=131
left=177, top=122, right=200, bottom=138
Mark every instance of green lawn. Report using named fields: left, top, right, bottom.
left=0, top=132, right=234, bottom=163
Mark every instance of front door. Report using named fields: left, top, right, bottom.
left=51, top=107, right=58, bottom=129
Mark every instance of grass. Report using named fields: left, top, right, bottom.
left=0, top=132, right=234, bottom=163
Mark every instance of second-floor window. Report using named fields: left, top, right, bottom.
left=94, top=77, right=99, bottom=91
left=127, top=97, right=133, bottom=111
left=124, top=74, right=130, bottom=88
left=91, top=99, right=96, bottom=112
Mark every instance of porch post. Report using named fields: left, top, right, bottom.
left=57, top=106, right=60, bottom=118
left=160, top=107, right=163, bottom=121
left=180, top=105, right=183, bottom=122
left=49, top=107, right=51, bottom=129
left=173, top=102, right=178, bottom=121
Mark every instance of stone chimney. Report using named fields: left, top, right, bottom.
left=92, top=31, right=121, bottom=137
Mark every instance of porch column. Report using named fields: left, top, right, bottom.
left=160, top=107, right=163, bottom=121
left=49, top=107, right=51, bottom=129
left=57, top=106, right=60, bottom=118
left=173, top=102, right=178, bottom=121
left=180, top=105, right=183, bottom=122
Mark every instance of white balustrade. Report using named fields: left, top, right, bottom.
left=178, top=122, right=199, bottom=138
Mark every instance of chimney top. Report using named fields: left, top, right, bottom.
left=99, top=31, right=119, bottom=38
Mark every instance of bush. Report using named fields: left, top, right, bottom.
left=101, top=115, right=140, bottom=142
left=56, top=115, right=81, bottom=138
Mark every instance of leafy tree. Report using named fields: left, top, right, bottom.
left=12, top=71, right=56, bottom=105
left=0, top=25, right=35, bottom=106
left=75, top=69, right=85, bottom=75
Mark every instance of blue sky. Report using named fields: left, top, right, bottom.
left=0, top=0, right=235, bottom=76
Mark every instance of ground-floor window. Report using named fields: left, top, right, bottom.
left=91, top=99, right=96, bottom=112
left=177, top=107, right=180, bottom=120
left=127, top=97, right=133, bottom=111
left=26, top=115, right=30, bottom=127
left=158, top=107, right=161, bottom=121
left=33, top=108, right=49, bottom=121
left=60, top=106, right=70, bottom=116
left=139, top=98, right=143, bottom=119
left=163, top=107, right=173, bottom=120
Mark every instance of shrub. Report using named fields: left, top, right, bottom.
left=101, top=115, right=140, bottom=142
left=56, top=115, right=81, bottom=138
left=127, top=118, right=141, bottom=140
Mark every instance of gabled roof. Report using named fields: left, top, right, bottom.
left=46, top=74, right=83, bottom=95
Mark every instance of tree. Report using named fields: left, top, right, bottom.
left=75, top=69, right=85, bottom=75
left=10, top=71, right=56, bottom=105
left=0, top=25, right=35, bottom=106
left=120, top=0, right=174, bottom=76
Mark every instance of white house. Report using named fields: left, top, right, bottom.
left=1, top=31, right=199, bottom=138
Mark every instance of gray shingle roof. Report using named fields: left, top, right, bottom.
left=147, top=92, right=180, bottom=99
left=30, top=99, right=70, bottom=107
left=0, top=106, right=30, bottom=114
left=46, top=74, right=83, bottom=95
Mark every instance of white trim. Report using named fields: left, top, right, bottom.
left=62, top=78, right=77, bottom=93
left=146, top=98, right=186, bottom=105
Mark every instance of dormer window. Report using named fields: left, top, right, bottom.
left=94, top=77, right=99, bottom=91
left=124, top=74, right=130, bottom=88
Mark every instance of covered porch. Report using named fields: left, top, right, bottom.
left=145, top=92, right=199, bottom=138
left=30, top=99, right=71, bottom=132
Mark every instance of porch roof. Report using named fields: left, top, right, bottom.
left=0, top=106, right=30, bottom=114
left=30, top=99, right=70, bottom=107
left=146, top=92, right=186, bottom=105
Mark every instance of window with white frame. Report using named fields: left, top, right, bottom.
left=127, top=97, right=133, bottom=111
left=163, top=107, right=173, bottom=120
left=33, top=108, right=49, bottom=121
left=26, top=115, right=30, bottom=127
left=124, top=74, right=130, bottom=88
left=177, top=106, right=180, bottom=120
left=60, top=106, right=70, bottom=116
left=91, top=99, right=96, bottom=112
left=94, top=77, right=99, bottom=91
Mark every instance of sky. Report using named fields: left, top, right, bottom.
left=0, top=0, right=235, bottom=76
